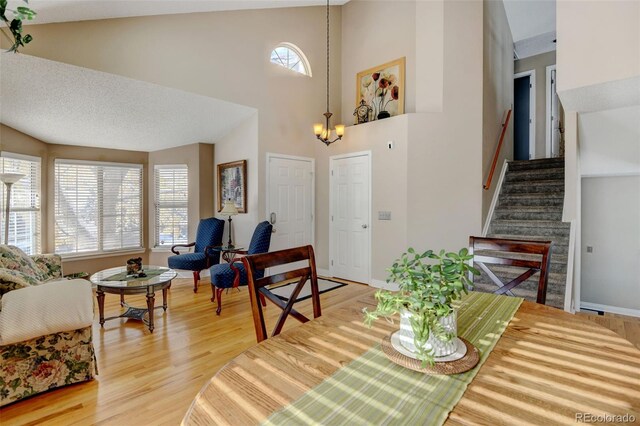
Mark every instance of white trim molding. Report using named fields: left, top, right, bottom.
left=545, top=64, right=557, bottom=158
left=514, top=70, right=536, bottom=160
left=370, top=279, right=399, bottom=291
left=482, top=159, right=509, bottom=236
left=580, top=302, right=640, bottom=319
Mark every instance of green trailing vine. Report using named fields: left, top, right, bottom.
left=364, top=247, right=479, bottom=365
left=0, top=0, right=36, bottom=53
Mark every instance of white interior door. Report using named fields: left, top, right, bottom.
left=267, top=154, right=314, bottom=273
left=330, top=152, right=371, bottom=284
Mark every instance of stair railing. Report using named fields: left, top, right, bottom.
left=484, top=109, right=512, bottom=190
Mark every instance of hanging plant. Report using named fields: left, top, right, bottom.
left=0, top=0, right=36, bottom=53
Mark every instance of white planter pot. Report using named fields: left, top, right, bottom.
left=398, top=309, right=458, bottom=357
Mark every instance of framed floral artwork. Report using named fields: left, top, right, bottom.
left=355, top=57, right=405, bottom=122
left=217, top=160, right=247, bottom=213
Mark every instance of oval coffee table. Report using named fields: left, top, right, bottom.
left=90, top=265, right=177, bottom=332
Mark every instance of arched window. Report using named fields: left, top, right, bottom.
left=270, top=43, right=312, bottom=76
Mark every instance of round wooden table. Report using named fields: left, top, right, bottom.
left=182, top=286, right=640, bottom=425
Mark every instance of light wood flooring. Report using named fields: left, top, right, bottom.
left=2, top=278, right=639, bottom=425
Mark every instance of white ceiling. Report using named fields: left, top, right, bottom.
left=503, top=0, right=555, bottom=42
left=7, top=0, right=349, bottom=25
left=503, top=0, right=556, bottom=59
left=0, top=53, right=256, bottom=152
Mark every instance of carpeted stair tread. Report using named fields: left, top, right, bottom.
left=483, top=157, right=569, bottom=310
left=498, top=193, right=564, bottom=207
left=507, top=158, right=565, bottom=171
left=501, top=180, right=565, bottom=194
left=505, top=169, right=565, bottom=182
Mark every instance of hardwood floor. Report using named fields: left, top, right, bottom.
left=2, top=279, right=639, bottom=425
left=577, top=311, right=640, bottom=349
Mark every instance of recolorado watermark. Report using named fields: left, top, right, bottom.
left=576, top=413, right=636, bottom=423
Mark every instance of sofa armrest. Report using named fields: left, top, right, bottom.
left=0, top=279, right=93, bottom=346
left=31, top=253, right=63, bottom=280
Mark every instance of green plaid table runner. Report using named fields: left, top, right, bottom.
left=104, top=269, right=166, bottom=282
left=263, top=292, right=523, bottom=426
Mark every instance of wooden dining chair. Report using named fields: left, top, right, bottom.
left=242, top=245, right=321, bottom=343
left=469, top=236, right=553, bottom=305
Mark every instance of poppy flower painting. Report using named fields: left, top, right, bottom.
left=355, top=57, right=405, bottom=122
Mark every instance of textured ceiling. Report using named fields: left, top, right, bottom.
left=6, top=0, right=349, bottom=25
left=0, top=53, right=256, bottom=152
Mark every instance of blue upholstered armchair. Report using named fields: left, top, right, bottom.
left=168, top=217, right=225, bottom=293
left=210, top=221, right=272, bottom=315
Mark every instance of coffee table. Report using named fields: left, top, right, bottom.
left=90, top=265, right=177, bottom=332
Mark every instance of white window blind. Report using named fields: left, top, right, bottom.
left=55, top=159, right=143, bottom=256
left=0, top=153, right=41, bottom=255
left=154, top=165, right=188, bottom=247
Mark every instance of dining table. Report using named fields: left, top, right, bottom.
left=182, top=285, right=640, bottom=425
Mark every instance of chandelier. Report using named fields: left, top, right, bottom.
left=313, top=0, right=344, bottom=146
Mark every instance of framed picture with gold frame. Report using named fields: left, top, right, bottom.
left=217, top=160, right=247, bottom=213
left=355, top=57, right=405, bottom=121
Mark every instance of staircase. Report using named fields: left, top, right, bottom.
left=480, top=158, right=569, bottom=309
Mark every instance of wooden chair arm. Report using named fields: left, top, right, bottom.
left=170, top=242, right=195, bottom=255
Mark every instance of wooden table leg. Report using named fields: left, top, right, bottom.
left=120, top=292, right=125, bottom=306
left=146, top=286, right=155, bottom=333
left=97, top=288, right=105, bottom=327
left=162, top=285, right=168, bottom=311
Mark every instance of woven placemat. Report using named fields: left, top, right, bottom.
left=381, top=334, right=480, bottom=375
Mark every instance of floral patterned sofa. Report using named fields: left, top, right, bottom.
left=0, top=245, right=96, bottom=406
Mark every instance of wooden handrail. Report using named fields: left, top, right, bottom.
left=483, top=109, right=512, bottom=190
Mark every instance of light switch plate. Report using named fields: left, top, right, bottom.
left=378, top=211, right=391, bottom=220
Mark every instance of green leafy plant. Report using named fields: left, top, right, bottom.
left=364, top=247, right=479, bottom=365
left=0, top=0, right=36, bottom=53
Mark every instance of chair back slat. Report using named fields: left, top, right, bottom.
left=469, top=236, right=553, bottom=305
left=243, top=245, right=321, bottom=342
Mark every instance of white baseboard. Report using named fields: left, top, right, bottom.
left=370, top=279, right=399, bottom=291
left=317, top=268, right=330, bottom=277
left=580, top=302, right=640, bottom=318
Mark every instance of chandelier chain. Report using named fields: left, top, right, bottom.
left=326, top=0, right=330, bottom=113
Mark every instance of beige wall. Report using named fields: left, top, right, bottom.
left=557, top=0, right=640, bottom=93
left=314, top=114, right=409, bottom=280
left=17, top=6, right=342, bottom=227
left=515, top=51, right=557, bottom=159
left=318, top=0, right=485, bottom=283
left=483, top=0, right=514, bottom=223
left=340, top=0, right=416, bottom=124
left=214, top=114, right=259, bottom=249
left=148, top=143, right=215, bottom=266
left=581, top=176, right=640, bottom=312
left=406, top=0, right=484, bottom=254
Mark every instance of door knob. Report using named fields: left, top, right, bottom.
left=362, top=224, right=368, bottom=229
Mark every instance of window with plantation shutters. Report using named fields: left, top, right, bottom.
left=154, top=165, right=188, bottom=248
left=0, top=153, right=41, bottom=255
left=54, top=159, right=143, bottom=256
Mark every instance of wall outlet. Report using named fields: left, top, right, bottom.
left=586, top=246, right=593, bottom=253
left=378, top=211, right=391, bottom=220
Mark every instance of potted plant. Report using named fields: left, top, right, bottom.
left=364, top=247, right=479, bottom=365
left=0, top=0, right=37, bottom=53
